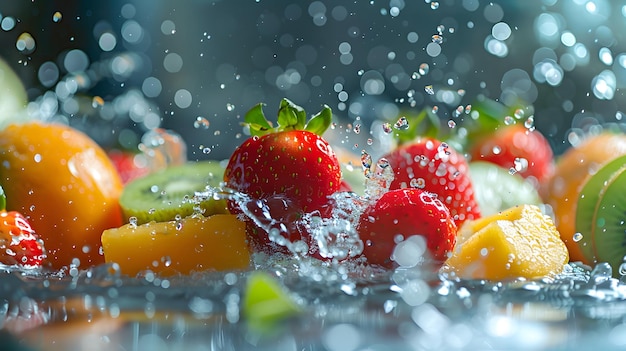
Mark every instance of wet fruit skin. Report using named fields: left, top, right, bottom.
left=357, top=188, right=457, bottom=268
left=101, top=214, right=250, bottom=276
left=444, top=204, right=568, bottom=281
left=383, top=137, right=481, bottom=225
left=470, top=124, right=554, bottom=184
left=224, top=130, right=342, bottom=253
left=0, top=210, right=46, bottom=267
left=0, top=121, right=124, bottom=269
left=540, top=133, right=626, bottom=264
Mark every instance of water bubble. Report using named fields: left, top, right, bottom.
left=425, top=85, right=435, bottom=95
left=52, top=12, right=63, bottom=23
left=514, top=108, right=525, bottom=119
left=194, top=116, right=210, bottom=129
left=448, top=120, right=456, bottom=128
left=503, top=116, right=516, bottom=125
left=431, top=2, right=440, bottom=10
left=432, top=106, right=439, bottom=113
left=431, top=34, right=443, bottom=44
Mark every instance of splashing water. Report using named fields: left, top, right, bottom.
left=138, top=128, right=188, bottom=172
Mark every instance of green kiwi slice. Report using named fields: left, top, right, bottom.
left=468, top=161, right=541, bottom=216
left=576, top=154, right=626, bottom=273
left=119, top=161, right=228, bottom=225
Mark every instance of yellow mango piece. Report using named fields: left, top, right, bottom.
left=444, top=205, right=568, bottom=281
left=101, top=214, right=250, bottom=276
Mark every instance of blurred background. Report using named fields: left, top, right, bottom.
left=0, top=0, right=625, bottom=160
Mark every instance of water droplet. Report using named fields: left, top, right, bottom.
left=129, top=217, right=138, bottom=228
left=514, top=157, right=528, bottom=172
left=361, top=150, right=373, bottom=172
left=410, top=177, right=426, bottom=189
left=382, top=122, right=393, bottom=134
left=432, top=106, right=439, bottom=113
left=447, top=120, right=456, bottom=128
left=418, top=63, right=429, bottom=75
left=53, top=12, right=63, bottom=23
left=425, top=85, right=435, bottom=95
left=503, top=116, right=515, bottom=125
left=514, top=108, right=525, bottom=119
left=431, top=1, right=440, bottom=10
left=161, top=256, right=172, bottom=267
left=431, top=34, right=443, bottom=44
left=16, top=32, right=36, bottom=54
left=573, top=232, right=583, bottom=242
left=524, top=116, right=535, bottom=129
left=366, top=138, right=373, bottom=145
left=394, top=116, right=409, bottom=130
left=226, top=103, right=235, bottom=111
left=92, top=96, right=104, bottom=108
left=194, top=116, right=210, bottom=129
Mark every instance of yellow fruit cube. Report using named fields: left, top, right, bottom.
left=101, top=214, right=250, bottom=276
left=444, top=205, right=568, bottom=281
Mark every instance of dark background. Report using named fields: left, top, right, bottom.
left=0, top=0, right=624, bottom=159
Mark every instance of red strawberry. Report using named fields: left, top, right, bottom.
left=108, top=150, right=150, bottom=184
left=383, top=137, right=480, bottom=225
left=0, top=186, right=46, bottom=267
left=223, top=99, right=341, bottom=254
left=469, top=124, right=554, bottom=183
left=357, top=188, right=457, bottom=268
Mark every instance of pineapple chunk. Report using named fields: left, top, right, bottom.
left=444, top=205, right=568, bottom=281
left=101, top=214, right=250, bottom=276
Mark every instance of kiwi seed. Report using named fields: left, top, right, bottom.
left=119, top=161, right=228, bottom=225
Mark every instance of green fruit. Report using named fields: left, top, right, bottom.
left=119, top=161, right=228, bottom=224
left=243, top=271, right=301, bottom=333
left=0, top=57, right=29, bottom=130
left=575, top=154, right=626, bottom=274
left=469, top=161, right=541, bottom=216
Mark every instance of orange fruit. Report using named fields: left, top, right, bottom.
left=101, top=214, right=250, bottom=276
left=539, top=132, right=626, bottom=263
left=444, top=204, right=568, bottom=280
left=0, top=121, right=124, bottom=269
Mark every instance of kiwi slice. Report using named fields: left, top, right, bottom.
left=576, top=154, right=626, bottom=274
left=0, top=57, right=29, bottom=130
left=468, top=161, right=542, bottom=216
left=119, top=161, right=228, bottom=225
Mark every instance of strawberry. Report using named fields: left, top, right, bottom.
left=469, top=124, right=554, bottom=183
left=0, top=186, right=46, bottom=267
left=223, top=99, right=341, bottom=254
left=382, top=137, right=480, bottom=225
left=357, top=187, right=457, bottom=268
left=108, top=149, right=150, bottom=184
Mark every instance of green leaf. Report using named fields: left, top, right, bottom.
left=0, top=185, right=5, bottom=211
left=304, top=105, right=332, bottom=135
left=244, top=102, right=274, bottom=136
left=277, top=98, right=306, bottom=130
left=243, top=271, right=302, bottom=333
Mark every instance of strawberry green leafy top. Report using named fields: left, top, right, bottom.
left=244, top=98, right=332, bottom=137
